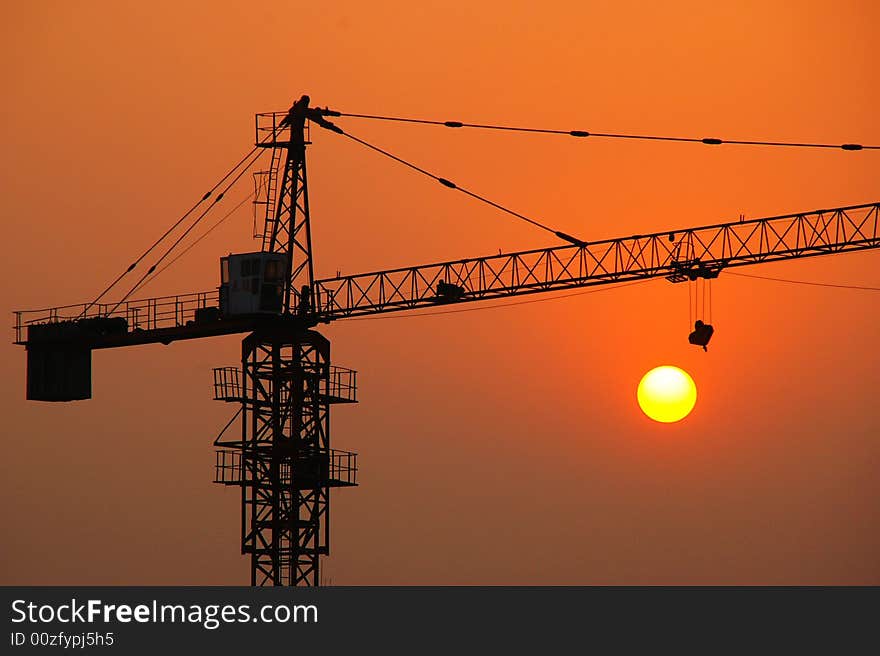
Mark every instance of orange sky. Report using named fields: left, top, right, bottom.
left=1, top=0, right=878, bottom=584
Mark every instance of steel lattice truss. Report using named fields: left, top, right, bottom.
left=258, top=100, right=316, bottom=313
left=311, top=203, right=880, bottom=319
left=240, top=332, right=331, bottom=586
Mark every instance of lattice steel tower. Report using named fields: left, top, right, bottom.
left=212, top=96, right=358, bottom=586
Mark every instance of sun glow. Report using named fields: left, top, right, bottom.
left=637, top=366, right=697, bottom=423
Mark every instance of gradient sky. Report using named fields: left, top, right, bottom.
left=1, top=0, right=878, bottom=585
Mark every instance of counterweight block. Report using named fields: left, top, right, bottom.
left=27, top=346, right=91, bottom=401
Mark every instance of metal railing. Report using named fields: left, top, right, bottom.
left=324, top=366, right=358, bottom=403
left=214, top=448, right=358, bottom=487
left=213, top=367, right=242, bottom=402
left=255, top=112, right=310, bottom=147
left=214, top=449, right=243, bottom=485
left=327, top=449, right=358, bottom=486
left=13, top=290, right=219, bottom=344
left=212, top=365, right=356, bottom=404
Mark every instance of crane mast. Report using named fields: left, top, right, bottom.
left=12, top=95, right=880, bottom=586
left=214, top=96, right=358, bottom=586
left=258, top=95, right=316, bottom=313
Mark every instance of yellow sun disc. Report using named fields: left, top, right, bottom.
left=637, top=365, right=697, bottom=423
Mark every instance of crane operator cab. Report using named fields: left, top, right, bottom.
left=219, top=252, right=288, bottom=316
left=688, top=320, right=715, bottom=352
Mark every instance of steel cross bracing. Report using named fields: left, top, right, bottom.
left=307, top=202, right=880, bottom=318
left=213, top=330, right=357, bottom=586
left=216, top=97, right=358, bottom=587
left=256, top=97, right=316, bottom=313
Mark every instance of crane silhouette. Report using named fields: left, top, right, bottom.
left=14, top=95, right=880, bottom=586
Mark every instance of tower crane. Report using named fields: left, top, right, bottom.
left=14, top=95, right=880, bottom=586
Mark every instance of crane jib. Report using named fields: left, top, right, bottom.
left=13, top=201, right=880, bottom=350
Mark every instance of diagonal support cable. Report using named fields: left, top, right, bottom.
left=312, top=118, right=587, bottom=247
left=328, top=110, right=878, bottom=151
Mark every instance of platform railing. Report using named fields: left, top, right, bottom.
left=214, top=449, right=243, bottom=485
left=255, top=112, right=310, bottom=147
left=214, top=448, right=358, bottom=487
left=13, top=290, right=219, bottom=344
left=323, top=366, right=358, bottom=403
left=213, top=367, right=242, bottom=402
left=327, top=449, right=358, bottom=486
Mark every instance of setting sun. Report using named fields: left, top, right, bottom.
left=637, top=366, right=697, bottom=423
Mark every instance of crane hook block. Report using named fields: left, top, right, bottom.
left=688, top=320, right=715, bottom=352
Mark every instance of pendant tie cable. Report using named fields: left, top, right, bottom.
left=81, top=128, right=282, bottom=317
left=106, top=146, right=267, bottom=315
left=325, top=110, right=879, bottom=151
left=311, top=117, right=587, bottom=247
left=311, top=105, right=877, bottom=247
left=130, top=192, right=255, bottom=296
